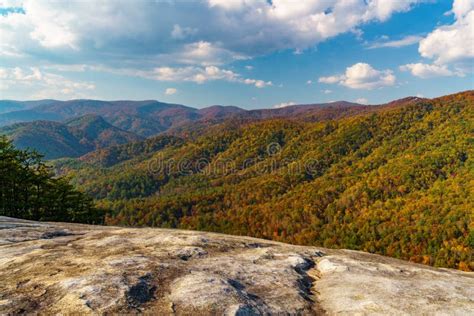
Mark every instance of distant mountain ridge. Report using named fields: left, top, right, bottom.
left=0, top=99, right=369, bottom=135
left=0, top=100, right=194, bottom=136
left=0, top=99, right=58, bottom=114
left=0, top=93, right=458, bottom=159
left=1, top=91, right=472, bottom=271
left=53, top=90, right=474, bottom=271
left=0, top=98, right=374, bottom=158
left=0, top=115, right=142, bottom=159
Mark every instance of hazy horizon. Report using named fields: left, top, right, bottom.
left=1, top=89, right=472, bottom=111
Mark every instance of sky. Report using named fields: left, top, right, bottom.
left=0, top=0, right=473, bottom=109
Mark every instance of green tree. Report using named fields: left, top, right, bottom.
left=0, top=136, right=105, bottom=224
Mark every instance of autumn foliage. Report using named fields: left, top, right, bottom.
left=55, top=91, right=473, bottom=270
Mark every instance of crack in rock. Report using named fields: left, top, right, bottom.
left=41, top=230, right=74, bottom=239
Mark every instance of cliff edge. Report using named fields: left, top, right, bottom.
left=0, top=216, right=472, bottom=315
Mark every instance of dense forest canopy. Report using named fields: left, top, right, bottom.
left=0, top=137, right=104, bottom=223
left=54, top=91, right=474, bottom=271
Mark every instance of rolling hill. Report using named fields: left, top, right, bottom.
left=0, top=99, right=58, bottom=115
left=0, top=115, right=142, bottom=159
left=0, top=99, right=370, bottom=136
left=0, top=98, right=373, bottom=158
left=53, top=91, right=474, bottom=271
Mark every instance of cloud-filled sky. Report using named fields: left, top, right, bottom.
left=0, top=0, right=473, bottom=108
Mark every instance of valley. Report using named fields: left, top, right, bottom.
left=2, top=91, right=471, bottom=271
left=1, top=1, right=473, bottom=313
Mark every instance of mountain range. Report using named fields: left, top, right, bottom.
left=1, top=92, right=472, bottom=271
left=0, top=99, right=369, bottom=131
left=0, top=98, right=374, bottom=159
left=51, top=90, right=473, bottom=271
left=0, top=115, right=142, bottom=159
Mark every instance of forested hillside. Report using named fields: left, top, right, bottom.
left=0, top=100, right=58, bottom=116
left=0, top=99, right=372, bottom=159
left=55, top=91, right=474, bottom=270
left=0, top=115, right=142, bottom=159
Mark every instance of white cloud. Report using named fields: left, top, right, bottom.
left=207, top=0, right=249, bottom=11
left=0, top=0, right=427, bottom=92
left=0, top=0, right=421, bottom=65
left=418, top=0, right=474, bottom=65
left=5, top=1, right=77, bottom=50
left=362, top=0, right=420, bottom=21
left=368, top=35, right=422, bottom=49
left=37, top=63, right=272, bottom=88
left=356, top=97, right=369, bottom=104
left=0, top=1, right=23, bottom=7
left=318, top=75, right=343, bottom=84
left=245, top=65, right=253, bottom=70
left=273, top=101, right=296, bottom=109
left=243, top=78, right=273, bottom=88
left=171, top=24, right=197, bottom=40
left=399, top=63, right=462, bottom=78
left=127, top=65, right=272, bottom=88
left=322, top=89, right=332, bottom=94
left=148, top=66, right=239, bottom=83
left=13, top=66, right=42, bottom=81
left=0, top=66, right=95, bottom=98
left=165, top=88, right=177, bottom=95
left=306, top=80, right=313, bottom=85
left=451, top=0, right=474, bottom=20
left=319, top=63, right=396, bottom=90
left=172, top=41, right=247, bottom=66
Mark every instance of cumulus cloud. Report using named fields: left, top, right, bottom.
left=165, top=88, right=177, bottom=95
left=418, top=0, right=474, bottom=65
left=0, top=66, right=95, bottom=98
left=126, top=65, right=271, bottom=88
left=368, top=35, right=422, bottom=49
left=319, top=63, right=396, bottom=90
left=243, top=78, right=273, bottom=88
left=273, top=101, right=296, bottom=109
left=0, top=0, right=421, bottom=65
left=361, top=0, right=420, bottom=21
left=166, top=41, right=247, bottom=66
left=399, top=63, right=462, bottom=78
left=142, top=66, right=238, bottom=84
left=399, top=1, right=474, bottom=79
left=0, top=0, right=425, bottom=90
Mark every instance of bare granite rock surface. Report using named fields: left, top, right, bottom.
left=0, top=216, right=473, bottom=315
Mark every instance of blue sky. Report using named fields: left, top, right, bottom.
left=0, top=0, right=472, bottom=109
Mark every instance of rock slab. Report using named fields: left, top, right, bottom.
left=0, top=216, right=473, bottom=315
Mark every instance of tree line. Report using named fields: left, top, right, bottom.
left=0, top=136, right=104, bottom=223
